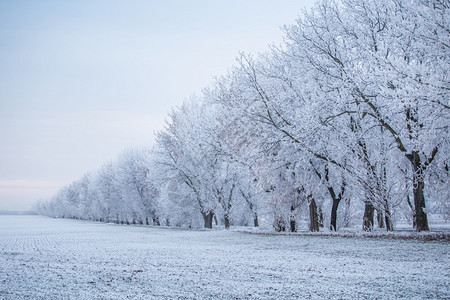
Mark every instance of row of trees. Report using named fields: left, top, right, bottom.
left=35, top=148, right=161, bottom=226
left=36, top=0, right=449, bottom=232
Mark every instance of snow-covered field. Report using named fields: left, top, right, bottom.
left=0, top=216, right=448, bottom=299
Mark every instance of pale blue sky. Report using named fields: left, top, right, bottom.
left=0, top=0, right=315, bottom=211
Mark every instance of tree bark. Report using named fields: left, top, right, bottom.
left=413, top=179, right=429, bottom=231
left=202, top=211, right=214, bottom=229
left=330, top=198, right=340, bottom=231
left=385, top=212, right=394, bottom=232
left=411, top=152, right=429, bottom=232
left=289, top=205, right=296, bottom=232
left=318, top=206, right=324, bottom=228
left=363, top=202, right=374, bottom=231
left=253, top=213, right=259, bottom=227
left=224, top=214, right=230, bottom=229
left=376, top=210, right=384, bottom=228
left=289, top=219, right=296, bottom=232
left=309, top=197, right=319, bottom=232
left=406, top=193, right=416, bottom=229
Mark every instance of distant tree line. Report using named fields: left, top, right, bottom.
left=35, top=0, right=449, bottom=232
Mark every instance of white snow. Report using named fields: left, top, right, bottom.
left=0, top=215, right=448, bottom=299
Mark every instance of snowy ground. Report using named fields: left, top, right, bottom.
left=0, top=216, right=448, bottom=299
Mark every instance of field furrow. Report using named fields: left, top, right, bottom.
left=0, top=215, right=448, bottom=299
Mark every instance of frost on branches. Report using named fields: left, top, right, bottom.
left=35, top=0, right=449, bottom=232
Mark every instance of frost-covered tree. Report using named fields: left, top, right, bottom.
left=116, top=148, right=160, bottom=225
left=37, top=0, right=448, bottom=233
left=282, top=0, right=449, bottom=231
left=154, top=100, right=219, bottom=228
left=94, top=162, right=124, bottom=223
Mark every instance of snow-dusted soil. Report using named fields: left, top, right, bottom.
left=0, top=216, right=448, bottom=299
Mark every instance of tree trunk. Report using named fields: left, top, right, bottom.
left=289, top=205, right=296, bottom=232
left=224, top=214, right=230, bottom=229
left=202, top=211, right=214, bottom=229
left=376, top=210, right=385, bottom=228
left=145, top=217, right=149, bottom=226
left=330, top=198, right=340, bottom=231
left=412, top=153, right=429, bottom=232
left=413, top=180, right=429, bottom=231
left=290, top=218, right=296, bottom=232
left=385, top=212, right=394, bottom=232
left=383, top=197, right=394, bottom=231
left=363, top=202, right=374, bottom=231
left=253, top=213, right=259, bottom=227
left=309, top=197, right=319, bottom=232
left=406, top=193, right=416, bottom=229
left=318, top=206, right=324, bottom=228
